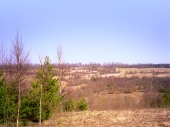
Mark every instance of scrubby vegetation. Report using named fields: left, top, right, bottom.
left=0, top=56, right=64, bottom=126
left=0, top=73, right=18, bottom=125
left=64, top=98, right=75, bottom=112
left=77, top=98, right=88, bottom=111
left=0, top=33, right=89, bottom=127
left=65, top=75, right=170, bottom=110
left=64, top=97, right=88, bottom=112
left=21, top=56, right=63, bottom=124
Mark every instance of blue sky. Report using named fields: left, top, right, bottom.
left=0, top=0, right=170, bottom=64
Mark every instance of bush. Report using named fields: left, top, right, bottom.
left=21, top=94, right=40, bottom=122
left=0, top=76, right=18, bottom=124
left=64, top=99, right=75, bottom=112
left=77, top=98, right=88, bottom=111
left=21, top=83, right=55, bottom=122
left=161, top=90, right=170, bottom=107
left=141, top=91, right=161, bottom=108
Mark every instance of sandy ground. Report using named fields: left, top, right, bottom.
left=35, top=109, right=170, bottom=127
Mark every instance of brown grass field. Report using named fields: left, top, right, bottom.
left=25, top=109, right=170, bottom=127
left=17, top=67, right=170, bottom=127
left=1, top=67, right=170, bottom=127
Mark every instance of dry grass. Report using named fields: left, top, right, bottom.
left=88, top=92, right=143, bottom=110
left=26, top=109, right=170, bottom=127
left=115, top=68, right=170, bottom=78
left=66, top=67, right=170, bottom=80
left=25, top=67, right=170, bottom=126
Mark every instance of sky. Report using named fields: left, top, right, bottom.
left=0, top=0, right=170, bottom=64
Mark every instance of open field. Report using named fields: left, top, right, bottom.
left=66, top=67, right=170, bottom=80
left=25, top=109, right=170, bottom=127
left=35, top=66, right=170, bottom=127
left=61, top=67, right=170, bottom=109
left=1, top=66, right=170, bottom=127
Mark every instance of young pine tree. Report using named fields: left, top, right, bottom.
left=21, top=56, right=63, bottom=123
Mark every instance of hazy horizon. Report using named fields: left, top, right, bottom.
left=0, top=0, right=170, bottom=64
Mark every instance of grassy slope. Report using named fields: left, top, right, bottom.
left=25, top=109, right=170, bottom=127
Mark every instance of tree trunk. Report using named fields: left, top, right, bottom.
left=17, top=81, right=21, bottom=127
left=39, top=83, right=42, bottom=125
left=12, top=31, right=30, bottom=127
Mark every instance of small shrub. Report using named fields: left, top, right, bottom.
left=143, top=91, right=162, bottom=108
left=57, top=119, right=63, bottom=127
left=77, top=98, right=88, bottom=111
left=64, top=99, right=75, bottom=112
left=22, top=121, right=28, bottom=126
left=107, top=83, right=113, bottom=89
left=161, top=90, right=170, bottom=107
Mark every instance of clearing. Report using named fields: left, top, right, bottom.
left=27, top=109, right=170, bottom=127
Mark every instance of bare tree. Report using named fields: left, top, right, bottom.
left=38, top=55, right=43, bottom=125
left=0, top=42, right=12, bottom=82
left=57, top=46, right=63, bottom=79
left=11, top=32, right=29, bottom=127
left=57, top=46, right=66, bottom=111
left=57, top=46, right=67, bottom=91
left=7, top=54, right=13, bottom=82
left=0, top=42, right=5, bottom=73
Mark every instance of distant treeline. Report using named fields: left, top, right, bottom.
left=54, top=63, right=170, bottom=68
left=28, top=63, right=170, bottom=68
left=0, top=63, right=169, bottom=73
left=104, top=63, right=170, bottom=68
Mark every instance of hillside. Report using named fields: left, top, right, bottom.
left=26, top=109, right=170, bottom=127
left=1, top=65, right=170, bottom=127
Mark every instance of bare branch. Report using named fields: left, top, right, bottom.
left=11, top=31, right=30, bottom=127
